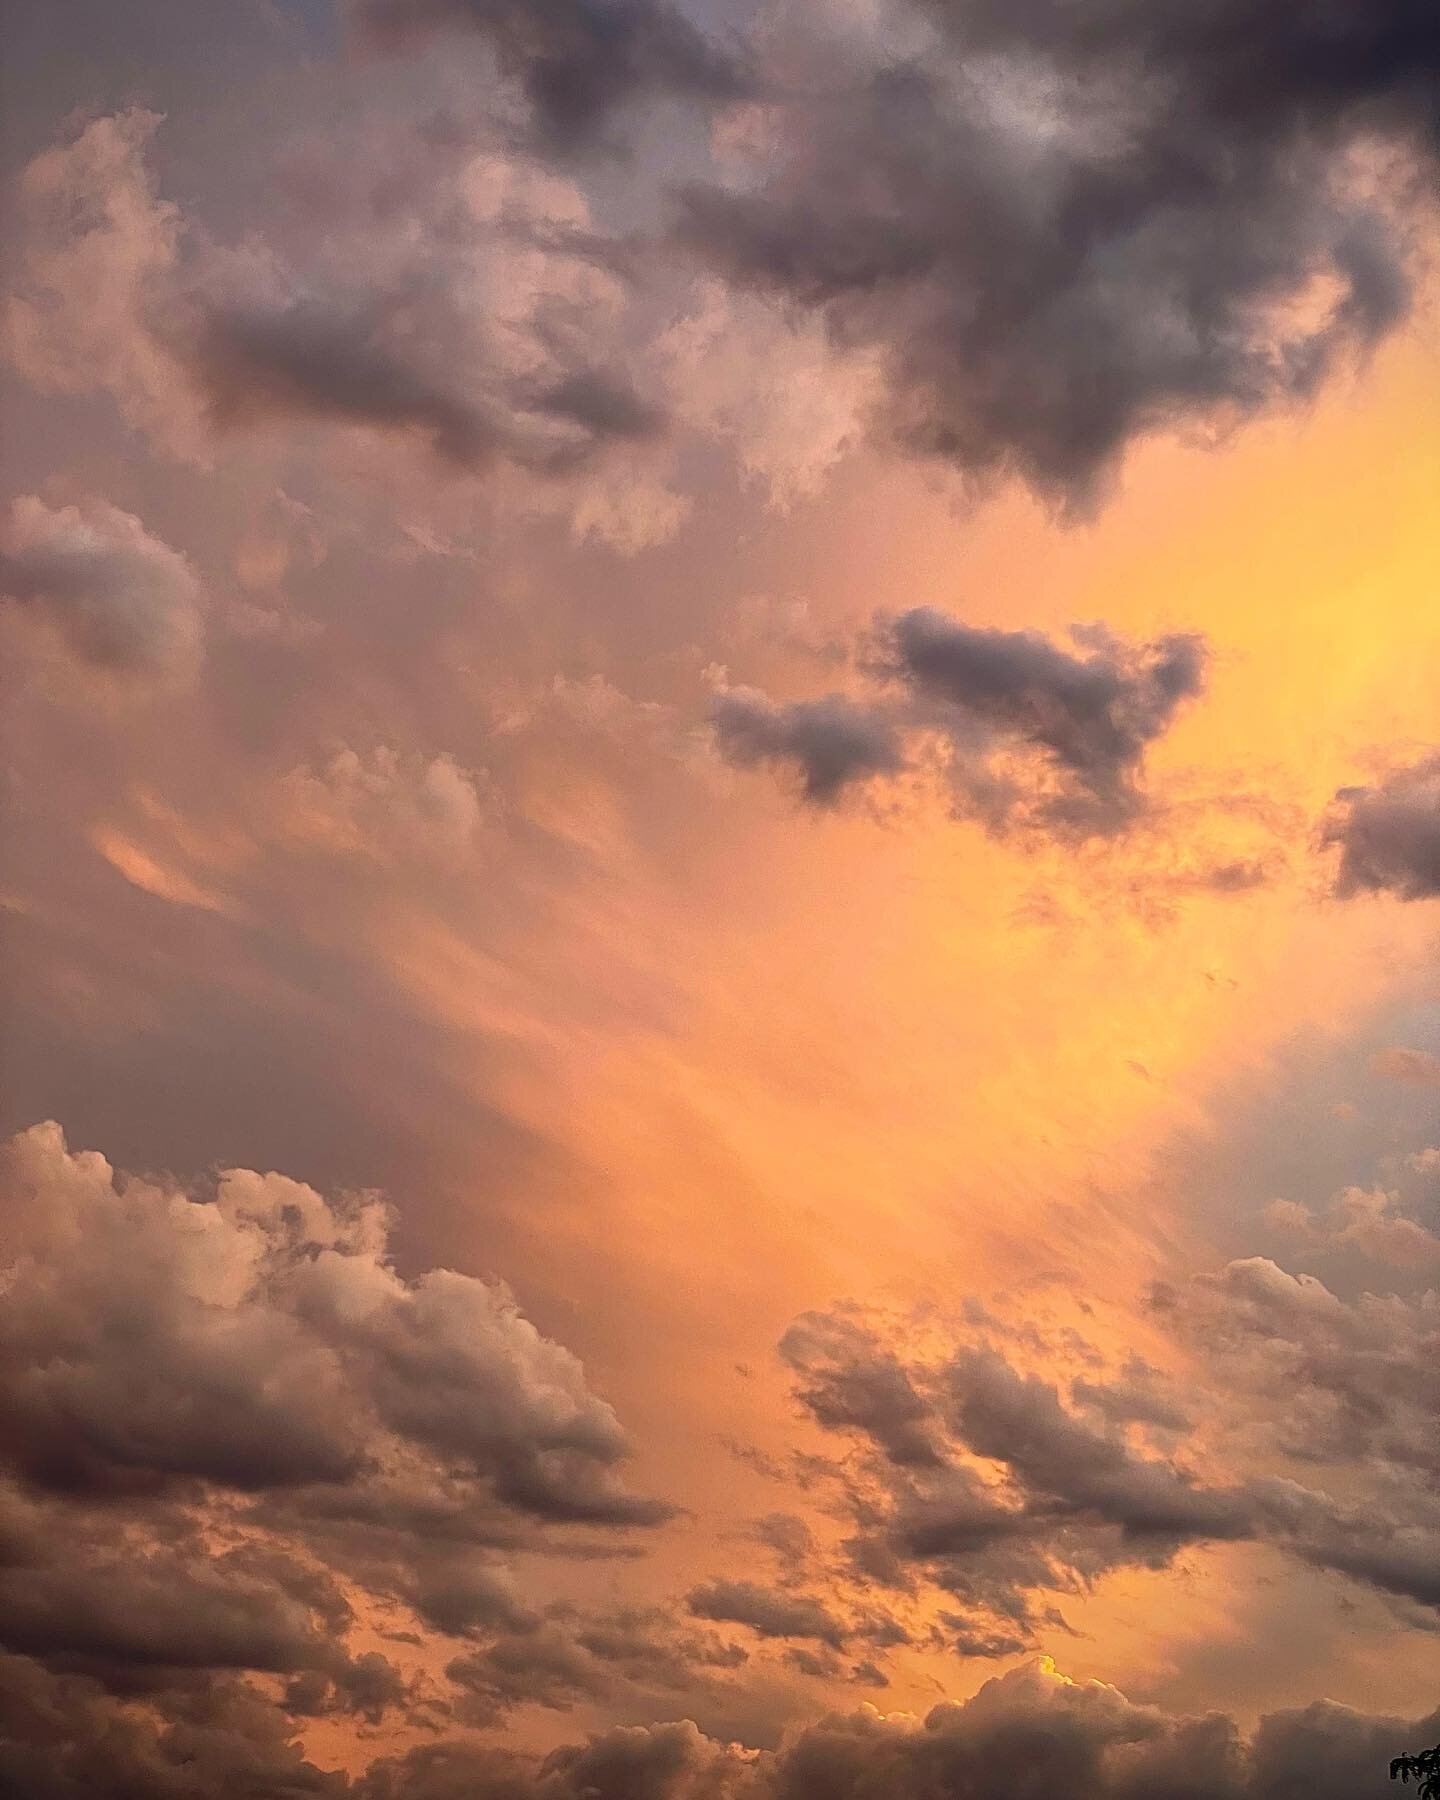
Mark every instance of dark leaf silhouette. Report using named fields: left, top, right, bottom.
left=1392, top=1746, right=1440, bottom=1797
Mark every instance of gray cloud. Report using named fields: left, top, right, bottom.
left=193, top=300, right=664, bottom=475
left=678, top=0, right=1435, bottom=504
left=447, top=1606, right=747, bottom=1726
left=5, top=1646, right=1435, bottom=1800
left=9, top=111, right=675, bottom=510
left=193, top=301, right=513, bottom=469
left=0, top=1122, right=665, bottom=1528
left=357, top=0, right=752, bottom=151
left=778, top=1255, right=1440, bottom=1650
left=887, top=609, right=1207, bottom=831
left=0, top=496, right=201, bottom=681
left=0, top=1121, right=669, bottom=1735
left=0, top=1654, right=346, bottom=1800
left=711, top=688, right=904, bottom=806
left=713, top=612, right=1206, bottom=835
left=686, top=1580, right=848, bottom=1649
left=1324, top=755, right=1440, bottom=899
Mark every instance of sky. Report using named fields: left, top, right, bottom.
left=0, top=1, right=1438, bottom=1795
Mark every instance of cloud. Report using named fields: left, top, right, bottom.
left=0, top=1108, right=1435, bottom=1786
left=365, top=1667, right=1440, bottom=1800
left=712, top=612, right=1206, bottom=835
left=0, top=1653, right=347, bottom=1800
left=0, top=1121, right=667, bottom=1524
left=2, top=109, right=191, bottom=449
left=0, top=1119, right=669, bottom=1723
left=5, top=1644, right=1436, bottom=1800
left=686, top=1581, right=848, bottom=1649
left=6, top=111, right=680, bottom=524
left=710, top=688, right=904, bottom=805
left=1372, top=1047, right=1440, bottom=1084
left=677, top=0, right=1432, bottom=505
left=191, top=297, right=662, bottom=474
left=0, top=495, right=202, bottom=681
left=886, top=610, right=1207, bottom=832
left=776, top=1252, right=1440, bottom=1652
left=446, top=1607, right=747, bottom=1727
left=1324, top=755, right=1440, bottom=899
left=656, top=281, right=883, bottom=509
left=356, top=0, right=752, bottom=151
left=1263, top=1184, right=1440, bottom=1274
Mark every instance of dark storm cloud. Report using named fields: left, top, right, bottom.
left=711, top=688, right=904, bottom=806
left=1324, top=754, right=1440, bottom=899
left=713, top=612, right=1206, bottom=835
left=678, top=0, right=1438, bottom=503
left=357, top=0, right=752, bottom=151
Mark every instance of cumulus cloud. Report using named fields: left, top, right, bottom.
left=0, top=495, right=202, bottom=681
left=0, top=1118, right=669, bottom=1732
left=0, top=1654, right=347, bottom=1800
left=677, top=0, right=1435, bottom=505
left=0, top=1122, right=665, bottom=1523
left=712, top=611, right=1206, bottom=835
left=1325, top=754, right=1440, bottom=899
left=1264, top=1183, right=1440, bottom=1274
left=357, top=0, right=752, bottom=151
left=0, top=1133, right=1434, bottom=1792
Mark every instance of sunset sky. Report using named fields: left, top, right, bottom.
left=1, top=3, right=1438, bottom=1796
